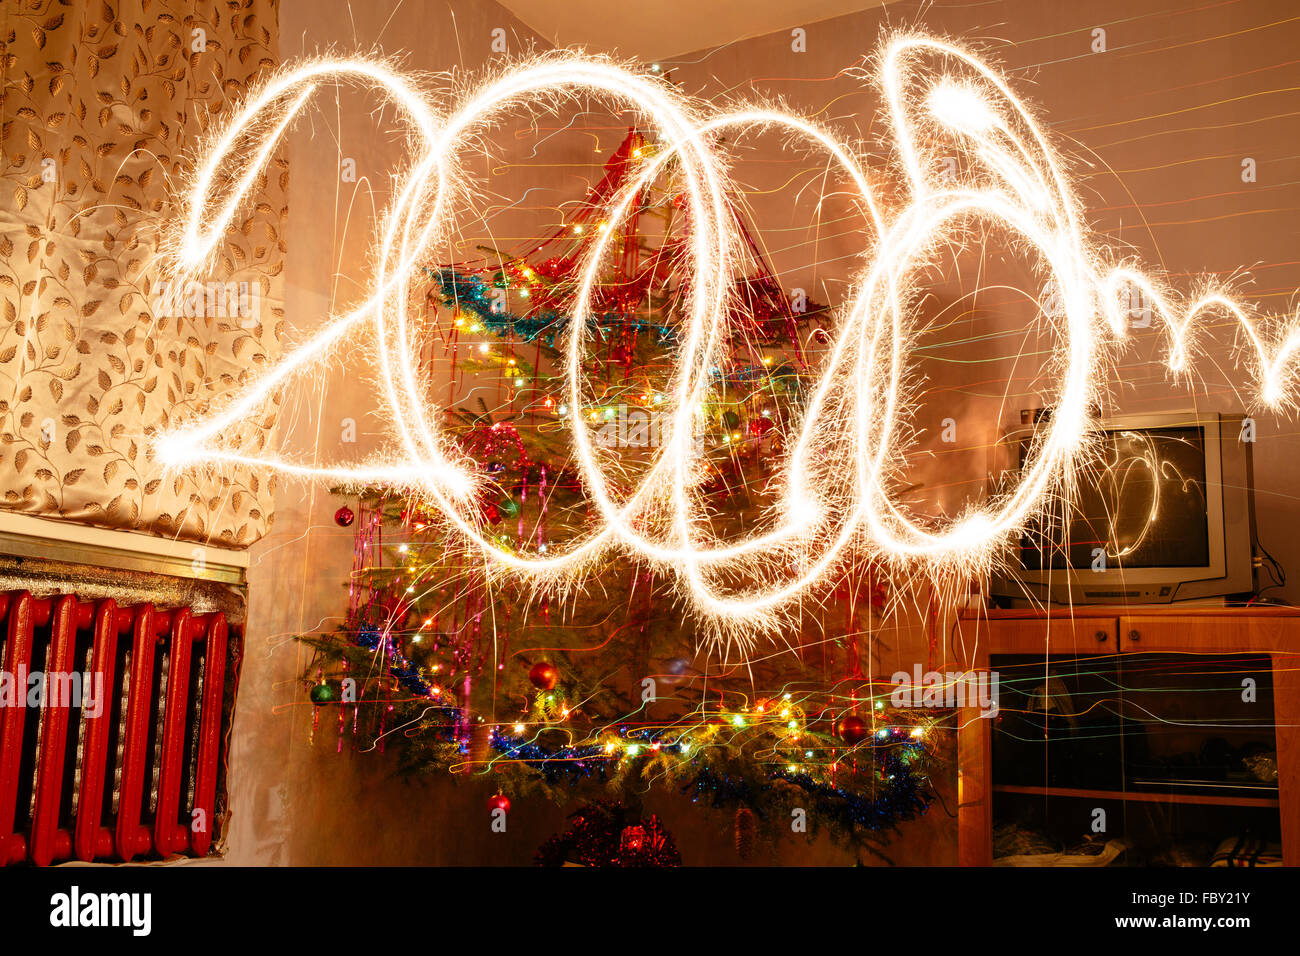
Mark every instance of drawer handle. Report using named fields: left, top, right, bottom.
left=1095, top=630, right=1108, bottom=643
left=1128, top=629, right=1141, bottom=643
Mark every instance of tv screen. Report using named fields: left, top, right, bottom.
left=1018, top=426, right=1211, bottom=571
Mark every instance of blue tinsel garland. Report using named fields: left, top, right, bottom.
left=431, top=268, right=677, bottom=345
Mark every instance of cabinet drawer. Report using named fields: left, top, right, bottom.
left=1120, top=614, right=1300, bottom=652
left=959, top=615, right=1119, bottom=661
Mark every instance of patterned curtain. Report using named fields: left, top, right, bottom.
left=0, top=0, right=283, bottom=547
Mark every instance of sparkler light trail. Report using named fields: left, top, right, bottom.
left=155, top=35, right=1300, bottom=649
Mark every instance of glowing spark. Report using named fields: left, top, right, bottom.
left=927, top=81, right=995, bottom=132
left=155, top=37, right=1300, bottom=652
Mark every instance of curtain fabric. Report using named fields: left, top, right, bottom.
left=0, top=0, right=283, bottom=547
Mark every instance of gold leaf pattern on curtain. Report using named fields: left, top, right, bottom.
left=0, top=0, right=283, bottom=547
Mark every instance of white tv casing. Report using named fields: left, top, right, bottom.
left=990, top=412, right=1257, bottom=606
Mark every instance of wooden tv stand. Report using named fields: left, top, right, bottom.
left=954, top=605, right=1300, bottom=866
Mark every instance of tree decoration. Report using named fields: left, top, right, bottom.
left=535, top=802, right=681, bottom=867
left=309, top=682, right=335, bottom=705
left=836, top=714, right=868, bottom=746
left=528, top=661, right=559, bottom=691
left=334, top=505, right=355, bottom=527
left=488, top=793, right=511, bottom=814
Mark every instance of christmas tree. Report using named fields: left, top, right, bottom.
left=301, top=129, right=937, bottom=853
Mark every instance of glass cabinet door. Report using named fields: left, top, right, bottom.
left=989, top=652, right=1282, bottom=866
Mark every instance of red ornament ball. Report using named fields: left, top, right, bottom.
left=334, top=505, right=355, bottom=527
left=836, top=714, right=869, bottom=745
left=529, top=661, right=559, bottom=691
left=489, top=793, right=511, bottom=814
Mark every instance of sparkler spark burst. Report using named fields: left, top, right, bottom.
left=157, top=35, right=1300, bottom=651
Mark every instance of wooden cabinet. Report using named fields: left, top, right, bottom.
left=956, top=607, right=1300, bottom=866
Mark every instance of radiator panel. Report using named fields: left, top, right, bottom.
left=0, top=592, right=239, bottom=866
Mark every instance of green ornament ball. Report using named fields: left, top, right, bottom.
left=310, top=682, right=335, bottom=705
left=499, top=497, right=521, bottom=519
left=721, top=410, right=741, bottom=430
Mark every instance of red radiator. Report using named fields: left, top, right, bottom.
left=0, top=591, right=236, bottom=866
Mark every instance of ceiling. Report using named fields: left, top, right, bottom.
left=496, top=0, right=894, bottom=61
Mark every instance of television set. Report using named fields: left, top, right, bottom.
left=990, top=412, right=1258, bottom=606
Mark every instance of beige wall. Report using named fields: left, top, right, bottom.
left=227, top=0, right=1300, bottom=864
